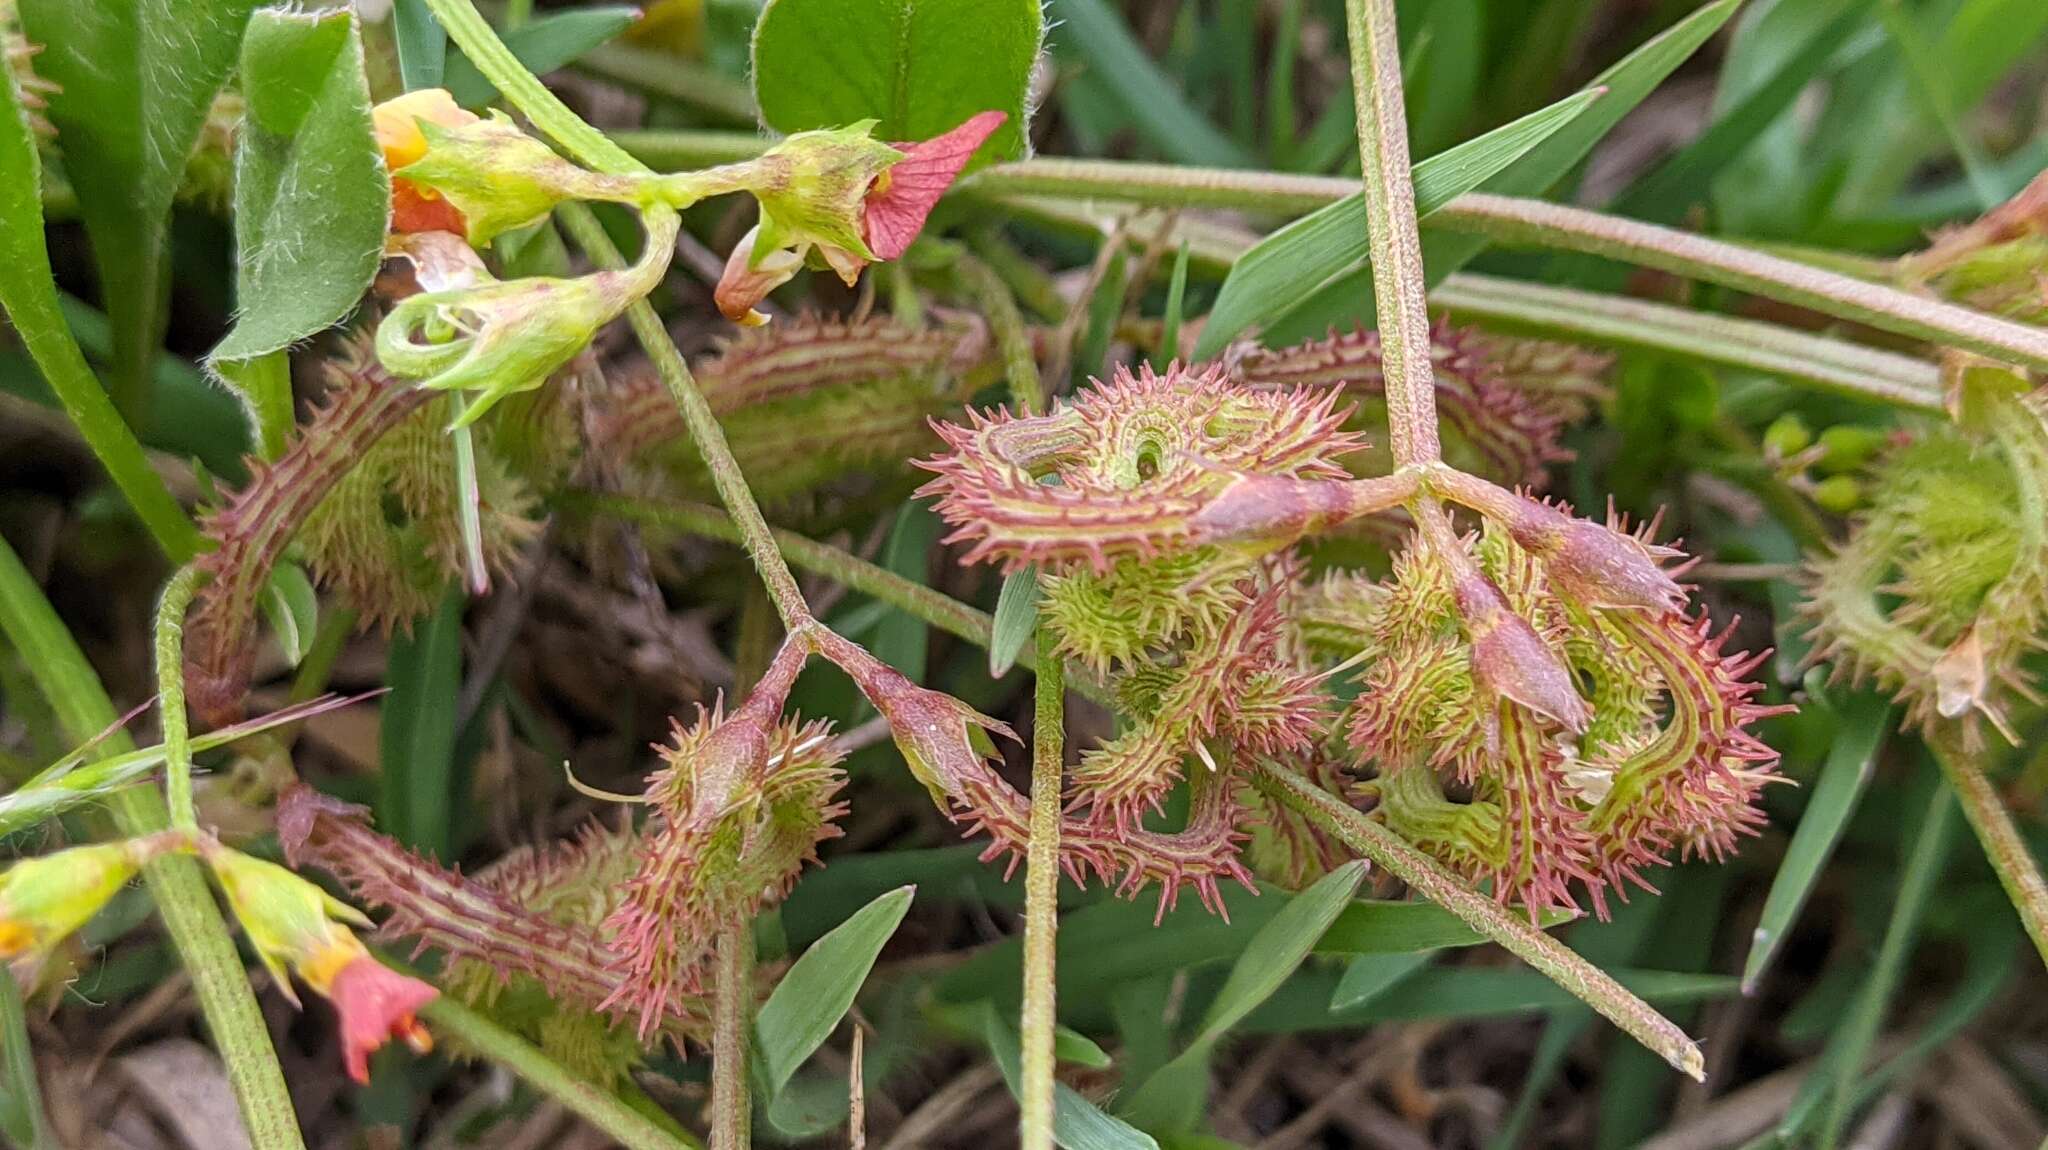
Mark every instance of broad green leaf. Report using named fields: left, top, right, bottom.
left=445, top=7, right=640, bottom=109
left=754, top=885, right=914, bottom=1102
left=1043, top=0, right=1252, bottom=168
left=988, top=566, right=1040, bottom=678
left=1253, top=0, right=1741, bottom=348
left=0, top=694, right=361, bottom=838
left=380, top=587, right=464, bottom=860
left=210, top=9, right=388, bottom=378
left=1741, top=693, right=1893, bottom=992
left=15, top=0, right=259, bottom=414
left=1328, top=952, right=1431, bottom=1011
left=1194, top=86, right=1602, bottom=358
left=1120, top=862, right=1366, bottom=1130
left=873, top=502, right=939, bottom=684
left=751, top=0, right=1041, bottom=168
left=258, top=562, right=320, bottom=668
left=982, top=1006, right=1160, bottom=1150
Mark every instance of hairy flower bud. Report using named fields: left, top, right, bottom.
left=713, top=113, right=1005, bottom=323
left=0, top=836, right=173, bottom=982
left=395, top=111, right=636, bottom=248
left=203, top=843, right=436, bottom=1081
left=373, top=88, right=478, bottom=236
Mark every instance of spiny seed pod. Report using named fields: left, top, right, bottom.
left=186, top=347, right=431, bottom=725
left=603, top=640, right=847, bottom=1038
left=593, top=314, right=996, bottom=503
left=1803, top=369, right=2048, bottom=744
left=278, top=787, right=703, bottom=1071
left=1231, top=322, right=1599, bottom=488
left=296, top=363, right=541, bottom=633
left=1315, top=520, right=1784, bottom=918
left=918, top=362, right=1383, bottom=571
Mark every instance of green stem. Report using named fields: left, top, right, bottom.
left=1345, top=0, right=1439, bottom=467
left=0, top=972, right=54, bottom=1150
left=421, top=997, right=701, bottom=1150
left=1432, top=273, right=1944, bottom=411
left=1249, top=759, right=1706, bottom=1081
left=709, top=923, right=753, bottom=1150
left=1434, top=193, right=2048, bottom=373
left=1928, top=729, right=2048, bottom=970
left=151, top=565, right=204, bottom=831
left=1018, top=627, right=1064, bottom=1150
left=0, top=538, right=302, bottom=1149
left=956, top=252, right=1045, bottom=412
left=574, top=42, right=757, bottom=126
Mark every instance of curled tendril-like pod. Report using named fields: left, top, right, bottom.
left=810, top=626, right=1260, bottom=921
left=277, top=786, right=708, bottom=1060
left=918, top=362, right=1419, bottom=571
left=184, top=346, right=432, bottom=724
left=1231, top=322, right=1595, bottom=488
left=1803, top=368, right=2048, bottom=744
left=1317, top=518, right=1786, bottom=918
left=602, top=638, right=848, bottom=1038
left=592, top=314, right=996, bottom=502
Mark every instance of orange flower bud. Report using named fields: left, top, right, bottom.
left=372, top=88, right=478, bottom=236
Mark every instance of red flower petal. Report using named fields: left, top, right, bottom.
left=864, top=111, right=1007, bottom=261
left=328, top=956, right=438, bottom=1083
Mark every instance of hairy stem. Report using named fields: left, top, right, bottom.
left=1250, top=759, right=1706, bottom=1081
left=1432, top=273, right=1944, bottom=411
left=0, top=538, right=303, bottom=1149
left=1019, top=626, right=1064, bottom=1150
left=420, top=997, right=702, bottom=1150
left=710, top=922, right=753, bottom=1150
left=152, top=565, right=204, bottom=831
left=614, top=133, right=2048, bottom=377
left=1345, top=0, right=1439, bottom=466
left=1928, top=729, right=2048, bottom=970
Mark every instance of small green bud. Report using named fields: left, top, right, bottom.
left=1811, top=474, right=1862, bottom=513
left=1762, top=413, right=1812, bottom=458
left=1814, top=425, right=1888, bottom=474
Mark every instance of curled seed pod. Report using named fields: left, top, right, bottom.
left=296, top=365, right=541, bottom=633
left=919, top=361, right=1393, bottom=570
left=602, top=640, right=847, bottom=1038
left=1231, top=322, right=1600, bottom=489
left=1803, top=369, right=2048, bottom=744
left=1328, top=521, right=1784, bottom=918
left=278, top=787, right=705, bottom=1063
left=185, top=346, right=430, bottom=725
left=593, top=314, right=996, bottom=503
